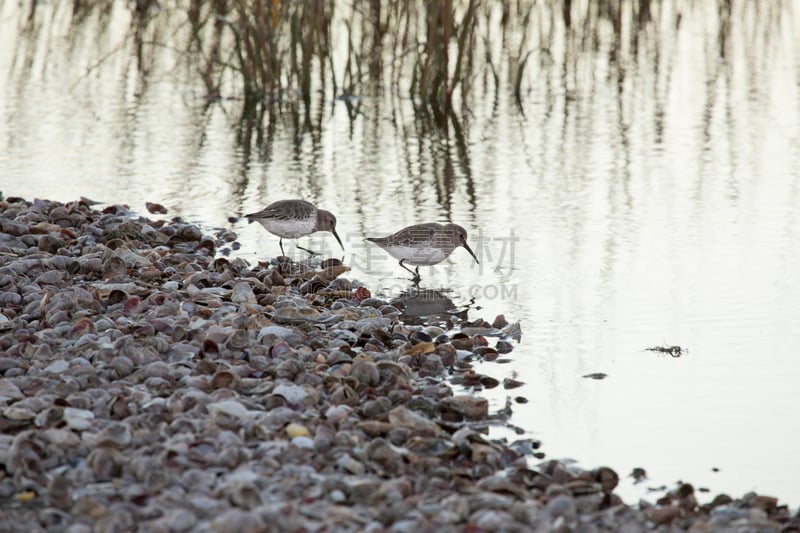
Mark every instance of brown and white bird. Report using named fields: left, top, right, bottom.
left=366, top=222, right=479, bottom=282
left=245, top=199, right=343, bottom=256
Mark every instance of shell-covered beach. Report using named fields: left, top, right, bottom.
left=0, top=195, right=797, bottom=532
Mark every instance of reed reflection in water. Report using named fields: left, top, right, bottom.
left=1, top=0, right=799, bottom=507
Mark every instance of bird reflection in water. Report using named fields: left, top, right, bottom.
left=392, top=287, right=472, bottom=326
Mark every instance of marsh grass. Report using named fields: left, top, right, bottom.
left=20, top=0, right=784, bottom=125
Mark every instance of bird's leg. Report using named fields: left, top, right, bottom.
left=412, top=266, right=422, bottom=286
left=296, top=244, right=319, bottom=256
left=399, top=259, right=421, bottom=283
left=279, top=238, right=286, bottom=257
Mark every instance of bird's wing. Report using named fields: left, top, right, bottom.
left=246, top=199, right=315, bottom=221
left=371, top=223, right=440, bottom=247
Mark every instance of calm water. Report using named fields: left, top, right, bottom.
left=2, top=1, right=799, bottom=508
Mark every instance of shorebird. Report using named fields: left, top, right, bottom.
left=366, top=222, right=479, bottom=282
left=245, top=199, right=343, bottom=256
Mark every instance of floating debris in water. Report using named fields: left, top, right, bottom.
left=583, top=372, right=608, bottom=380
left=146, top=201, right=168, bottom=214
left=502, top=377, right=525, bottom=389
left=646, top=345, right=687, bottom=357
left=631, top=467, right=648, bottom=484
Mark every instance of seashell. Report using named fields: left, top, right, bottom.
left=450, top=332, right=473, bottom=350
left=365, top=438, right=404, bottom=475
left=9, top=393, right=50, bottom=412
left=327, top=277, right=352, bottom=292
left=227, top=480, right=263, bottom=510
left=356, top=420, right=394, bottom=437
left=271, top=306, right=323, bottom=324
left=3, top=405, right=37, bottom=421
left=310, top=264, right=346, bottom=283
left=93, top=505, right=136, bottom=533
left=405, top=341, right=435, bottom=356
left=86, top=446, right=123, bottom=480
left=330, top=384, right=359, bottom=406
left=138, top=265, right=163, bottom=280
left=211, top=509, right=266, bottom=532
left=299, top=276, right=327, bottom=295
left=492, top=314, right=509, bottom=329
left=330, top=328, right=358, bottom=346
left=325, top=349, right=353, bottom=365
left=202, top=338, right=219, bottom=355
left=272, top=383, right=310, bottom=405
left=269, top=340, right=294, bottom=359
left=469, top=509, right=519, bottom=531
left=44, top=359, right=69, bottom=374
left=349, top=355, right=379, bottom=387
left=353, top=286, right=370, bottom=301
left=423, top=325, right=445, bottom=338
left=176, top=224, right=203, bottom=241
left=418, top=353, right=445, bottom=375
left=226, top=329, right=250, bottom=351
left=647, top=505, right=681, bottom=526
left=0, top=292, right=21, bottom=308
left=324, top=404, right=352, bottom=425
left=472, top=334, right=489, bottom=347
left=0, top=378, right=24, bottom=400
left=440, top=395, right=489, bottom=420
left=496, top=340, right=514, bottom=354
left=375, top=360, right=411, bottom=385
left=212, top=370, right=237, bottom=389
left=231, top=281, right=256, bottom=304
left=93, top=421, right=133, bottom=448
left=358, top=297, right=384, bottom=310
left=502, top=377, right=524, bottom=389
left=363, top=339, right=386, bottom=352
left=500, top=321, right=523, bottom=342
left=79, top=255, right=103, bottom=273
left=35, top=270, right=66, bottom=285
left=476, top=474, right=530, bottom=498
left=37, top=234, right=62, bottom=253
left=285, top=423, right=310, bottom=438
left=336, top=453, right=366, bottom=476
left=274, top=358, right=304, bottom=380
left=387, top=406, right=441, bottom=434
left=404, top=435, right=456, bottom=456
left=63, top=407, right=95, bottom=431
left=146, top=202, right=168, bottom=214
left=180, top=299, right=201, bottom=315
left=143, top=509, right=198, bottom=532
left=313, top=423, right=335, bottom=452
left=68, top=316, right=96, bottom=338
left=102, top=254, right=128, bottom=278
left=207, top=400, right=253, bottom=429
left=195, top=238, right=216, bottom=254
left=270, top=269, right=285, bottom=286
left=409, top=330, right=433, bottom=345
left=360, top=397, right=392, bottom=420
left=47, top=473, right=73, bottom=512
left=592, top=466, right=619, bottom=494
left=473, top=346, right=498, bottom=360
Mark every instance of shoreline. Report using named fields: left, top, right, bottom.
left=1, top=195, right=797, bottom=531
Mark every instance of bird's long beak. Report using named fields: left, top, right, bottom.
left=462, top=242, right=479, bottom=264
left=332, top=229, right=344, bottom=251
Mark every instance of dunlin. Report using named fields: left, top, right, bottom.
left=366, top=222, right=479, bottom=282
left=245, top=199, right=344, bottom=256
